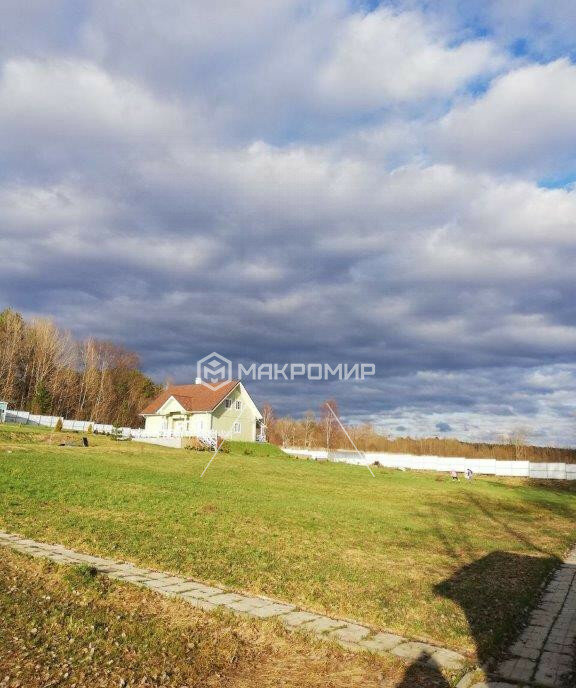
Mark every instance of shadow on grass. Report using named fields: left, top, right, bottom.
left=396, top=484, right=565, bottom=687
left=434, top=550, right=559, bottom=664
left=395, top=551, right=559, bottom=686
left=426, top=493, right=562, bottom=662
left=396, top=652, right=450, bottom=688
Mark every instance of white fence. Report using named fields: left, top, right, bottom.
left=4, top=409, right=147, bottom=438
left=283, top=448, right=576, bottom=481
left=3, top=409, right=218, bottom=444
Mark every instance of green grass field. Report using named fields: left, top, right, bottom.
left=1, top=423, right=575, bottom=660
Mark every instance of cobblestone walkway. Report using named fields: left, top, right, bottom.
left=0, top=530, right=468, bottom=676
left=493, top=546, right=576, bottom=687
left=459, top=546, right=576, bottom=688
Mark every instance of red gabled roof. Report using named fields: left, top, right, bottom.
left=141, top=380, right=240, bottom=415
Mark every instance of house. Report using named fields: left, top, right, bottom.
left=140, top=379, right=264, bottom=442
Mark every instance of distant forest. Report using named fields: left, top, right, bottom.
left=0, top=309, right=160, bottom=427
left=264, top=400, right=576, bottom=463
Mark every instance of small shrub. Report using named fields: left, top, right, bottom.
left=110, top=427, right=123, bottom=441
left=54, top=418, right=63, bottom=433
left=87, top=424, right=94, bottom=434
left=183, top=437, right=230, bottom=452
left=184, top=437, right=207, bottom=451
left=217, top=439, right=230, bottom=453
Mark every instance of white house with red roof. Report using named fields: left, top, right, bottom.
left=140, top=379, right=263, bottom=443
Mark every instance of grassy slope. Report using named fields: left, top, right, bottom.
left=1, top=548, right=414, bottom=688
left=0, top=423, right=575, bottom=658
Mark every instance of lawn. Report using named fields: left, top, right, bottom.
left=0, top=547, right=408, bottom=688
left=0, top=423, right=575, bottom=660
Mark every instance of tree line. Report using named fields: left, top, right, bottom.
left=263, top=399, right=576, bottom=463
left=0, top=309, right=160, bottom=427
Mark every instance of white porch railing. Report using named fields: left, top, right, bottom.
left=155, top=428, right=218, bottom=449
left=156, top=428, right=218, bottom=440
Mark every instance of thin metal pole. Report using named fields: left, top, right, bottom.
left=326, top=403, right=375, bottom=478
left=200, top=403, right=245, bottom=477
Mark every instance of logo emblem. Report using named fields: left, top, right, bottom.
left=197, top=352, right=232, bottom=390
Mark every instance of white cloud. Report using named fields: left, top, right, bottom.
left=0, top=58, right=189, bottom=147
left=364, top=363, right=576, bottom=448
left=81, top=0, right=305, bottom=63
left=0, top=184, right=114, bottom=235
left=434, top=59, right=576, bottom=175
left=316, top=7, right=503, bottom=110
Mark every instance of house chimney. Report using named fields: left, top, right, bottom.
left=195, top=377, right=202, bottom=385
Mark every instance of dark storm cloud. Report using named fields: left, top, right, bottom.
left=0, top=1, right=575, bottom=446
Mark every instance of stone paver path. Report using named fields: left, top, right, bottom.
left=6, top=531, right=575, bottom=685
left=492, top=545, right=576, bottom=688
left=0, top=530, right=468, bottom=676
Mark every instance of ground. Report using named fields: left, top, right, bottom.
left=1, top=547, right=419, bottom=688
left=0, top=423, right=574, bottom=665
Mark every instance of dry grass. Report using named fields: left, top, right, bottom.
left=0, top=548, right=440, bottom=688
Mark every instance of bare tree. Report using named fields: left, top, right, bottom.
left=302, top=409, right=316, bottom=448
left=0, top=309, right=159, bottom=427
left=320, top=399, right=339, bottom=450
left=0, top=309, right=25, bottom=404
left=261, top=403, right=275, bottom=431
left=274, top=416, right=299, bottom=447
left=505, top=427, right=530, bottom=460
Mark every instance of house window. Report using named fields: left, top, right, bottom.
left=235, top=400, right=242, bottom=410
left=225, top=399, right=232, bottom=408
left=233, top=422, right=241, bottom=434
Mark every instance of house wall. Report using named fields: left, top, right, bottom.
left=144, top=411, right=212, bottom=436
left=158, top=397, right=187, bottom=414
left=189, top=413, right=212, bottom=434
left=144, top=414, right=164, bottom=435
left=212, top=384, right=258, bottom=441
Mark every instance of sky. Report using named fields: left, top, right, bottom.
left=1, top=0, right=575, bottom=446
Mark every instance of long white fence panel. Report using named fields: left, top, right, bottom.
left=4, top=409, right=146, bottom=438
left=3, top=408, right=213, bottom=442
left=283, top=448, right=576, bottom=481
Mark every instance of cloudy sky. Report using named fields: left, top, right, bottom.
left=1, top=1, right=576, bottom=446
